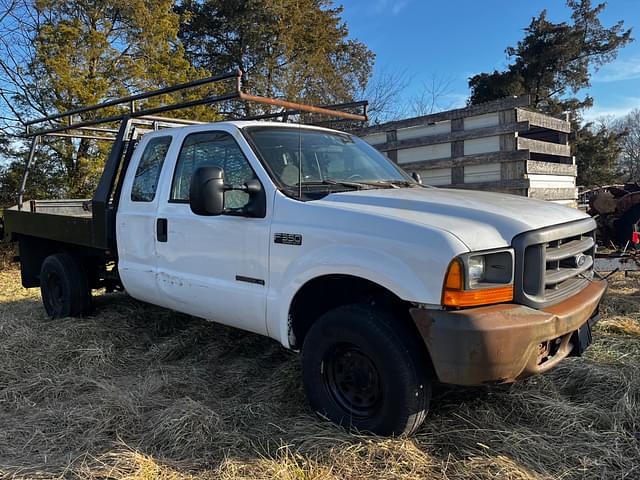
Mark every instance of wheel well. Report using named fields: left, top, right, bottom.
left=17, top=235, right=57, bottom=288
left=16, top=235, right=107, bottom=289
left=288, top=274, right=418, bottom=350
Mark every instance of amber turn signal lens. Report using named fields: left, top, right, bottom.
left=444, top=258, right=464, bottom=290
left=442, top=285, right=514, bottom=307
left=442, top=258, right=513, bottom=307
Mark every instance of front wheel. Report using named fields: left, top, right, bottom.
left=302, top=304, right=431, bottom=436
left=40, top=253, right=91, bottom=318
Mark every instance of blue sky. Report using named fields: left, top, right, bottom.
left=340, top=0, right=640, bottom=120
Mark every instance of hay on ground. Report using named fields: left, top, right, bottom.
left=0, top=268, right=638, bottom=479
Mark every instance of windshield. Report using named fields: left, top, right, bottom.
left=244, top=126, right=415, bottom=192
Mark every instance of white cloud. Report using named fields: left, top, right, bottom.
left=592, top=56, right=640, bottom=83
left=582, top=96, right=640, bottom=122
left=391, top=0, right=409, bottom=15
left=442, top=92, right=468, bottom=108
left=373, top=0, right=410, bottom=15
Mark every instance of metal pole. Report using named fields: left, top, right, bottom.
left=17, top=136, right=40, bottom=210
left=237, top=92, right=368, bottom=121
left=45, top=133, right=116, bottom=141
left=26, top=91, right=240, bottom=137
left=24, top=70, right=241, bottom=127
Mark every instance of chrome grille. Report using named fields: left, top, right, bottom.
left=513, top=218, right=596, bottom=309
left=544, top=233, right=595, bottom=302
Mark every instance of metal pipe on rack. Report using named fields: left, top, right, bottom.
left=237, top=92, right=368, bottom=122
left=45, top=133, right=116, bottom=141
left=18, top=136, right=40, bottom=210
left=25, top=91, right=240, bottom=137
left=25, top=70, right=241, bottom=127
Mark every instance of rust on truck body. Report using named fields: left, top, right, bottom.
left=410, top=279, right=607, bottom=386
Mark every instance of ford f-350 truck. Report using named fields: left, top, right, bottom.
left=1, top=73, right=606, bottom=436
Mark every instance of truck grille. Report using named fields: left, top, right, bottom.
left=512, top=218, right=597, bottom=309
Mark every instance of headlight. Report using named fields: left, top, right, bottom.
left=467, top=256, right=485, bottom=286
left=442, top=249, right=514, bottom=307
left=467, top=251, right=513, bottom=287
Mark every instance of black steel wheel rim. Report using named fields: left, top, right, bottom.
left=323, top=343, right=382, bottom=418
left=45, top=272, right=64, bottom=312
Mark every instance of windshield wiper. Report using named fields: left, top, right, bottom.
left=295, top=179, right=375, bottom=190
left=357, top=180, right=423, bottom=188
left=355, top=180, right=400, bottom=188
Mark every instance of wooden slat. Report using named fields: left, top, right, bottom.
left=528, top=187, right=577, bottom=200
left=500, top=133, right=517, bottom=151
left=516, top=108, right=571, bottom=133
left=396, top=150, right=530, bottom=171
left=446, top=179, right=529, bottom=190
left=526, top=160, right=577, bottom=176
left=501, top=161, right=526, bottom=181
left=517, top=137, right=571, bottom=157
left=372, top=121, right=529, bottom=152
left=356, top=95, right=531, bottom=136
left=499, top=109, right=516, bottom=125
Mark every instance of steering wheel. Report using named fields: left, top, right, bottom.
left=347, top=174, right=363, bottom=180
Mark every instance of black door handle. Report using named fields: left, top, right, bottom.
left=157, top=218, right=168, bottom=242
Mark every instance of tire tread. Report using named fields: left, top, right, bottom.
left=40, top=253, right=91, bottom=318
left=302, top=303, right=431, bottom=436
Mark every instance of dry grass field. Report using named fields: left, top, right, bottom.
left=0, top=263, right=639, bottom=479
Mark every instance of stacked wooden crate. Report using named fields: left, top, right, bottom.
left=356, top=95, right=577, bottom=205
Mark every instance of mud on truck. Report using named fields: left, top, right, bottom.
left=1, top=71, right=607, bottom=436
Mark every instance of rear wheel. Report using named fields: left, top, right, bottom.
left=302, top=304, right=431, bottom=436
left=40, top=253, right=91, bottom=318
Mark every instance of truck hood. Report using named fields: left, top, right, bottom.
left=316, top=187, right=588, bottom=251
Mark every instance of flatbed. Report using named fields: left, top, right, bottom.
left=4, top=200, right=94, bottom=246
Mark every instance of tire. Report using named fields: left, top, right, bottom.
left=40, top=253, right=91, bottom=319
left=302, top=303, right=431, bottom=436
left=615, top=204, right=640, bottom=249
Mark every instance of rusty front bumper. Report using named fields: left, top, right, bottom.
left=410, top=280, right=607, bottom=386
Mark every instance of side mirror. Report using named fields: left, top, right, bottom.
left=411, top=171, right=423, bottom=185
left=243, top=178, right=266, bottom=217
left=189, top=166, right=225, bottom=216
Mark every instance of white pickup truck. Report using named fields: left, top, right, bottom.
left=2, top=82, right=607, bottom=436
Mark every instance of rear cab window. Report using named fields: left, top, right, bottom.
left=131, top=136, right=173, bottom=202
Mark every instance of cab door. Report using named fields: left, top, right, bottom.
left=154, top=129, right=271, bottom=335
left=116, top=134, right=174, bottom=304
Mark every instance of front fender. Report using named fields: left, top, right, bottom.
left=266, top=242, right=465, bottom=348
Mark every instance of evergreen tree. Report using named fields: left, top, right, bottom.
left=0, top=0, right=202, bottom=199
left=0, top=0, right=374, bottom=200
left=176, top=0, right=374, bottom=112
left=467, top=1, right=632, bottom=187
left=468, top=1, right=632, bottom=114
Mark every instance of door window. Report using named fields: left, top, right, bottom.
left=131, top=136, right=172, bottom=202
left=170, top=131, right=257, bottom=210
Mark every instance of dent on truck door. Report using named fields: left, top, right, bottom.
left=154, top=130, right=270, bottom=336
left=116, top=135, right=173, bottom=304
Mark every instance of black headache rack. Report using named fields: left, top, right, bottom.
left=2, top=70, right=367, bottom=253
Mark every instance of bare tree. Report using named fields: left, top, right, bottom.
left=358, top=67, right=410, bottom=125
left=615, top=108, right=640, bottom=181
left=0, top=0, right=47, bottom=137
left=409, top=73, right=456, bottom=117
